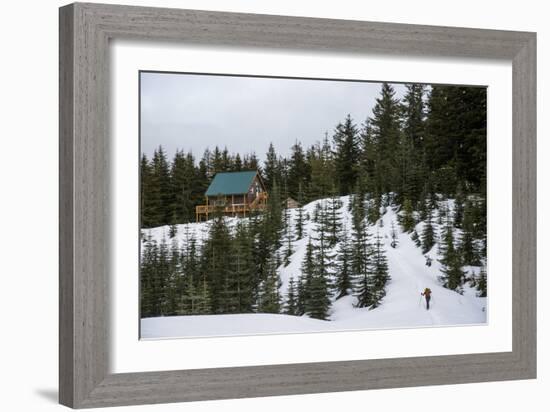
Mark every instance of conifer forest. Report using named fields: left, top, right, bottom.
left=140, top=81, right=487, bottom=337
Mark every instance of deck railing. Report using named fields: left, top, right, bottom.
left=195, top=192, right=268, bottom=221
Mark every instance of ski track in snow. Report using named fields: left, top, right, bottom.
left=142, top=196, right=487, bottom=339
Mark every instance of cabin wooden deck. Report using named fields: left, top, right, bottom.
left=195, top=192, right=268, bottom=222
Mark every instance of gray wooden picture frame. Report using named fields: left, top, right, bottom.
left=59, top=2, right=536, bottom=409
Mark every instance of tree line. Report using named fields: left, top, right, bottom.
left=141, top=83, right=486, bottom=228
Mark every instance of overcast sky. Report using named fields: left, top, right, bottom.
left=140, top=72, right=406, bottom=162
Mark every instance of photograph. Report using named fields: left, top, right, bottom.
left=139, top=71, right=488, bottom=339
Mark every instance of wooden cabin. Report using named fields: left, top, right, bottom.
left=195, top=170, right=268, bottom=222
left=285, top=197, right=299, bottom=209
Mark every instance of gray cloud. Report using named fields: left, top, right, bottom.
left=140, top=72, right=405, bottom=161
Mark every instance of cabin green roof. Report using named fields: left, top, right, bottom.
left=205, top=171, right=258, bottom=196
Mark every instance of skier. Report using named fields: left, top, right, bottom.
left=421, top=287, right=432, bottom=310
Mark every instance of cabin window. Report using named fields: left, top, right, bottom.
left=213, top=197, right=226, bottom=206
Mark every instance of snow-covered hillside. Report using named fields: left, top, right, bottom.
left=141, top=196, right=486, bottom=339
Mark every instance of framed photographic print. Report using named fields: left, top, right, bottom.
left=59, top=2, right=536, bottom=408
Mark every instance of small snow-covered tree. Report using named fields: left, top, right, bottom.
left=355, top=266, right=375, bottom=309
left=390, top=221, right=399, bottom=248
left=367, top=192, right=382, bottom=225
left=258, top=256, right=282, bottom=314
left=438, top=224, right=465, bottom=292
left=168, top=221, right=178, bottom=239
left=459, top=203, right=480, bottom=266
left=399, top=198, right=416, bottom=233
left=284, top=276, right=299, bottom=315
left=326, top=186, right=343, bottom=247
left=371, top=231, right=390, bottom=308
left=297, top=239, right=315, bottom=316
left=421, top=210, right=436, bottom=254
left=453, top=183, right=465, bottom=228
left=282, top=205, right=294, bottom=266
left=196, top=275, right=212, bottom=314
left=476, top=267, right=487, bottom=297
left=294, top=183, right=306, bottom=240
left=411, top=229, right=421, bottom=248
left=335, top=227, right=353, bottom=299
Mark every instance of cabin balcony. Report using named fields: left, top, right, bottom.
left=195, top=192, right=268, bottom=222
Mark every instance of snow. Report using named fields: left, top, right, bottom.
left=142, top=195, right=487, bottom=339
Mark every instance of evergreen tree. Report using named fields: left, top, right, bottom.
left=459, top=200, right=480, bottom=266
left=176, top=233, right=203, bottom=314
left=168, top=221, right=178, bottom=239
left=350, top=190, right=373, bottom=308
left=148, top=146, right=172, bottom=226
left=140, top=235, right=159, bottom=317
left=230, top=222, right=256, bottom=312
left=476, top=267, right=487, bottom=298
left=394, top=129, right=416, bottom=203
left=266, top=180, right=283, bottom=247
left=335, top=227, right=353, bottom=299
left=311, top=201, right=335, bottom=282
left=294, top=182, right=306, bottom=240
left=164, top=239, right=183, bottom=315
left=438, top=223, right=465, bottom=291
left=243, top=152, right=260, bottom=172
left=258, top=255, right=282, bottom=314
left=156, top=237, right=173, bottom=315
left=140, top=154, right=157, bottom=228
left=178, top=272, right=198, bottom=315
left=371, top=231, right=390, bottom=308
left=366, top=192, right=381, bottom=225
left=326, top=185, right=343, bottom=247
left=399, top=198, right=416, bottom=233
left=354, top=263, right=375, bottom=309
left=305, top=215, right=333, bottom=320
left=210, top=146, right=232, bottom=175
left=264, top=143, right=280, bottom=191
left=333, top=115, right=359, bottom=195
left=282, top=203, right=294, bottom=266
left=233, top=153, right=243, bottom=171
left=411, top=229, right=421, bottom=248
left=308, top=136, right=335, bottom=200
left=312, top=201, right=322, bottom=225
left=421, top=210, right=436, bottom=254
left=285, top=276, right=299, bottom=315
left=399, top=84, right=427, bottom=203
left=364, top=83, right=402, bottom=194
left=287, top=140, right=310, bottom=199
left=200, top=213, right=234, bottom=313
left=417, top=184, right=430, bottom=221
left=169, top=149, right=195, bottom=224
left=298, top=239, right=316, bottom=316
left=390, top=221, right=399, bottom=248
left=196, top=275, right=212, bottom=314
left=305, top=268, right=332, bottom=320
left=278, top=157, right=290, bottom=193
left=402, top=84, right=426, bottom=147
left=440, top=199, right=453, bottom=227
left=453, top=183, right=465, bottom=228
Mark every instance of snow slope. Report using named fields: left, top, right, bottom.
left=141, top=196, right=486, bottom=339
